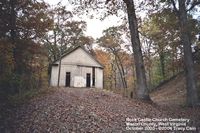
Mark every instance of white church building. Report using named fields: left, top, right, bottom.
left=50, top=46, right=104, bottom=88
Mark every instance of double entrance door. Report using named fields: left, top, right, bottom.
left=65, top=72, right=91, bottom=88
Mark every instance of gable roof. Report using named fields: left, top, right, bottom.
left=52, top=45, right=104, bottom=68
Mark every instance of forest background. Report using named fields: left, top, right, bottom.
left=0, top=0, right=200, bottom=106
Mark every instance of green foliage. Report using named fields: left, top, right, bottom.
left=150, top=58, right=165, bottom=87
left=140, top=8, right=188, bottom=88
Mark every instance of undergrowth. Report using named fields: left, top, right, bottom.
left=7, top=87, right=56, bottom=106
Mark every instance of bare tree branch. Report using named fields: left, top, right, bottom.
left=187, top=0, right=200, bottom=11
left=171, top=0, right=179, bottom=15
left=105, top=0, right=110, bottom=4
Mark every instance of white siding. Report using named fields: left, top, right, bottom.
left=55, top=48, right=102, bottom=68
left=95, top=68, right=103, bottom=88
left=50, top=66, right=58, bottom=86
left=50, top=47, right=103, bottom=88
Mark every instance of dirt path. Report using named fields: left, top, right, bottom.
left=1, top=88, right=200, bottom=132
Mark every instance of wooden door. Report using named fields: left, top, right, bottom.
left=65, top=72, right=70, bottom=87
left=86, top=73, right=91, bottom=87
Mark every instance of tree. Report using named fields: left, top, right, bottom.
left=43, top=4, right=94, bottom=63
left=43, top=4, right=95, bottom=86
left=94, top=47, right=133, bottom=96
left=165, top=0, right=200, bottom=107
left=177, top=0, right=199, bottom=106
left=0, top=39, right=14, bottom=92
left=94, top=50, right=114, bottom=89
left=122, top=0, right=150, bottom=100
left=72, top=0, right=151, bottom=100
left=98, top=26, right=128, bottom=90
left=141, top=0, right=200, bottom=106
left=0, top=0, right=53, bottom=93
left=140, top=9, right=181, bottom=83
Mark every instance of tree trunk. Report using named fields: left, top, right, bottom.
left=115, top=52, right=127, bottom=89
left=147, top=40, right=152, bottom=88
left=10, top=0, right=16, bottom=43
left=124, top=0, right=150, bottom=100
left=114, top=55, right=126, bottom=89
left=115, top=53, right=128, bottom=96
left=172, top=46, right=176, bottom=76
left=159, top=51, right=165, bottom=80
left=178, top=0, right=199, bottom=106
left=111, top=62, right=116, bottom=89
left=57, top=33, right=64, bottom=87
left=57, top=55, right=62, bottom=87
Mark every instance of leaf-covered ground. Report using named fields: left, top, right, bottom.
left=1, top=88, right=200, bottom=132
left=151, top=65, right=200, bottom=107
